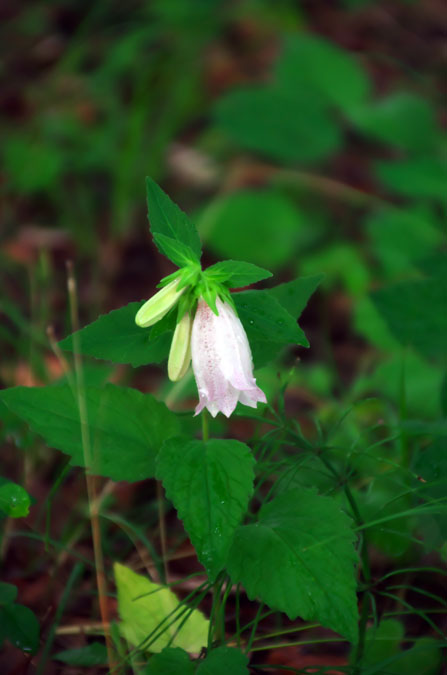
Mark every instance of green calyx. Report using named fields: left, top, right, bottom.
left=156, top=261, right=201, bottom=291
left=157, top=263, right=235, bottom=322
left=136, top=259, right=254, bottom=382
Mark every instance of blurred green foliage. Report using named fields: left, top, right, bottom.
left=0, top=0, right=445, bottom=670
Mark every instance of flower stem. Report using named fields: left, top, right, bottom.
left=201, top=409, right=209, bottom=442
left=353, top=591, right=371, bottom=674
left=201, top=409, right=227, bottom=647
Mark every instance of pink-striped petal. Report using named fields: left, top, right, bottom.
left=191, top=297, right=266, bottom=418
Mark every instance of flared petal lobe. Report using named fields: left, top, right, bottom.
left=191, top=297, right=266, bottom=418
left=135, top=279, right=184, bottom=328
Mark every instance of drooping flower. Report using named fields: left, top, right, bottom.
left=135, top=279, right=184, bottom=328
left=134, top=266, right=267, bottom=415
left=191, top=296, right=266, bottom=417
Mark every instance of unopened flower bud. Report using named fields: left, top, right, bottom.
left=168, top=311, right=192, bottom=382
left=135, top=279, right=184, bottom=328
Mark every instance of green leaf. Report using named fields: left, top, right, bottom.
left=0, top=478, right=31, bottom=518
left=234, top=290, right=309, bottom=368
left=357, top=620, right=442, bottom=675
left=359, top=472, right=413, bottom=558
left=214, top=86, right=341, bottom=165
left=205, top=260, right=272, bottom=288
left=366, top=208, right=442, bottom=278
left=226, top=489, right=359, bottom=643
left=149, top=306, right=178, bottom=341
left=156, top=439, right=255, bottom=581
left=387, top=639, right=442, bottom=675
left=275, top=34, right=370, bottom=111
left=375, top=156, right=447, bottom=202
left=418, top=252, right=447, bottom=280
left=354, top=351, right=442, bottom=420
left=268, top=275, right=323, bottom=318
left=196, top=646, right=249, bottom=674
left=59, top=302, right=172, bottom=367
left=114, top=563, right=209, bottom=653
left=441, top=375, right=447, bottom=417
left=0, top=384, right=180, bottom=483
left=361, top=619, right=404, bottom=669
left=54, top=642, right=108, bottom=666
left=145, top=647, right=194, bottom=674
left=146, top=178, right=202, bottom=262
left=57, top=363, right=114, bottom=388
left=353, top=296, right=399, bottom=351
left=235, top=291, right=306, bottom=344
left=349, top=93, right=438, bottom=152
left=301, top=243, right=370, bottom=297
left=415, top=439, right=447, bottom=501
left=0, top=603, right=39, bottom=653
left=4, top=135, right=62, bottom=193
left=403, top=420, right=447, bottom=437
left=202, top=189, right=301, bottom=271
left=371, top=275, right=447, bottom=360
left=152, top=233, right=199, bottom=268
left=414, top=438, right=447, bottom=546
left=0, top=582, right=17, bottom=605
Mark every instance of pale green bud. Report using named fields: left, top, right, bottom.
left=168, top=311, right=192, bottom=382
left=135, top=279, right=184, bottom=328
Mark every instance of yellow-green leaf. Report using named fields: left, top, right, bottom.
left=114, top=563, right=209, bottom=654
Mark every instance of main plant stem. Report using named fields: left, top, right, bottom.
left=67, top=262, right=116, bottom=672
left=353, top=591, right=371, bottom=674
left=201, top=408, right=209, bottom=442
left=201, top=409, right=226, bottom=645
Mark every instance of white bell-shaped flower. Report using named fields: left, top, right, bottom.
left=191, top=297, right=266, bottom=417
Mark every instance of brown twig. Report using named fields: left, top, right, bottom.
left=66, top=261, right=117, bottom=672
